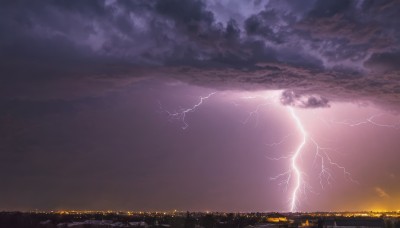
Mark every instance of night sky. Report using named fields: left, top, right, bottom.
left=1, top=0, right=400, bottom=212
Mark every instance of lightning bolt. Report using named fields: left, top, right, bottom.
left=159, top=92, right=216, bottom=129
left=269, top=107, right=357, bottom=212
left=161, top=91, right=357, bottom=212
left=288, top=107, right=307, bottom=212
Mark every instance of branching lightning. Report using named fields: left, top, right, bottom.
left=235, top=93, right=357, bottom=212
left=242, top=102, right=271, bottom=126
left=159, top=92, right=216, bottom=129
left=161, top=91, right=363, bottom=212
left=330, top=113, right=400, bottom=129
left=268, top=107, right=358, bottom=212
left=241, top=96, right=276, bottom=127
left=265, top=134, right=292, bottom=147
left=310, top=138, right=358, bottom=188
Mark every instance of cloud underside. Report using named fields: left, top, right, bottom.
left=1, top=0, right=400, bottom=110
left=168, top=64, right=400, bottom=109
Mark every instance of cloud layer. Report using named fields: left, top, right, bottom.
left=1, top=0, right=400, bottom=109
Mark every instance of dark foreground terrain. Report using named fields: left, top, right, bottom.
left=1, top=211, right=400, bottom=228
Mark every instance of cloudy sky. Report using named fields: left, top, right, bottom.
left=1, top=0, right=400, bottom=212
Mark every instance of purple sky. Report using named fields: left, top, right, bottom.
left=1, top=0, right=400, bottom=212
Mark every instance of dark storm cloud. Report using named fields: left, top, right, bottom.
left=280, top=91, right=330, bottom=108
left=1, top=0, right=400, bottom=109
left=365, top=52, right=400, bottom=72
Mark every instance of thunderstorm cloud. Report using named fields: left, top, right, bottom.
left=280, top=91, right=330, bottom=108
left=1, top=0, right=400, bottom=109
